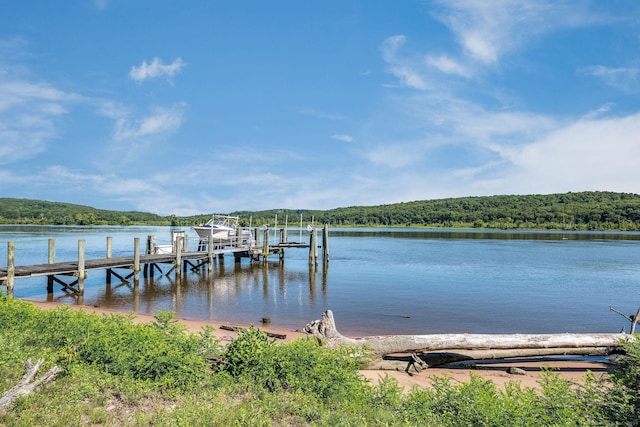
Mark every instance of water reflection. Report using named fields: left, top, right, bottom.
left=59, top=256, right=329, bottom=328
left=331, top=228, right=640, bottom=241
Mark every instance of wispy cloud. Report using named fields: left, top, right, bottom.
left=129, top=57, right=185, bottom=83
left=431, top=0, right=602, bottom=66
left=580, top=102, right=614, bottom=121
left=297, top=107, right=345, bottom=121
left=582, top=65, right=639, bottom=92
left=381, top=35, right=429, bottom=90
left=426, top=54, right=471, bottom=78
left=330, top=134, right=353, bottom=142
left=113, top=102, right=187, bottom=140
left=0, top=77, right=83, bottom=164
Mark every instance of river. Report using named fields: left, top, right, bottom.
left=2, top=225, right=639, bottom=336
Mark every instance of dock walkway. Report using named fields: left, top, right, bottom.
left=0, top=225, right=328, bottom=297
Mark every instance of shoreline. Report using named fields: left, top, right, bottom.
left=23, top=300, right=611, bottom=391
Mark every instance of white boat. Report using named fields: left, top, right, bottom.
left=193, top=214, right=252, bottom=245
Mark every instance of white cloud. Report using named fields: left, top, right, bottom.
left=426, top=55, right=471, bottom=78
left=0, top=78, right=82, bottom=164
left=330, top=134, right=353, bottom=142
left=381, top=35, right=429, bottom=90
left=432, top=0, right=602, bottom=65
left=493, top=113, right=640, bottom=194
left=129, top=57, right=185, bottom=82
left=582, top=65, right=639, bottom=92
left=113, top=102, right=187, bottom=140
left=580, top=103, right=614, bottom=121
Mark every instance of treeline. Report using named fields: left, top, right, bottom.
left=0, top=198, right=169, bottom=226
left=230, top=191, right=640, bottom=231
left=2, top=192, right=640, bottom=230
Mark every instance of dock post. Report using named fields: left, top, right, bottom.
left=253, top=227, right=259, bottom=249
left=47, top=238, right=55, bottom=294
left=308, top=228, right=318, bottom=265
left=175, top=237, right=182, bottom=277
left=106, top=237, right=112, bottom=258
left=144, top=236, right=155, bottom=278
left=280, top=228, right=287, bottom=244
left=48, top=238, right=55, bottom=264
left=7, top=241, right=14, bottom=297
left=322, top=224, right=330, bottom=264
left=78, top=239, right=85, bottom=294
left=134, top=237, right=140, bottom=282
left=208, top=235, right=213, bottom=273
left=262, top=228, right=269, bottom=262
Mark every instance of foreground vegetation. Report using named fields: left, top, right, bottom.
left=2, top=191, right=640, bottom=230
left=0, top=297, right=638, bottom=426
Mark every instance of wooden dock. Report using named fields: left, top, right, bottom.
left=0, top=225, right=329, bottom=297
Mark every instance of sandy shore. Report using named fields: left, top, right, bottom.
left=26, top=301, right=610, bottom=391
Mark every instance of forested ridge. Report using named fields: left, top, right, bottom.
left=0, top=198, right=168, bottom=226
left=1, top=191, right=640, bottom=230
left=229, top=191, right=640, bottom=231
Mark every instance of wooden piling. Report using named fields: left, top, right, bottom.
left=144, top=235, right=155, bottom=277
left=262, top=228, right=269, bottom=261
left=77, top=239, right=85, bottom=294
left=322, top=224, right=330, bottom=263
left=146, top=235, right=156, bottom=255
left=134, top=237, right=140, bottom=281
left=48, top=238, right=55, bottom=264
left=253, top=227, right=259, bottom=248
left=175, top=237, right=182, bottom=277
left=7, top=241, right=14, bottom=297
left=208, top=235, right=213, bottom=273
left=309, top=228, right=317, bottom=265
left=106, top=236, right=112, bottom=258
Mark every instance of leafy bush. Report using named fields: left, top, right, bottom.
left=221, top=326, right=369, bottom=401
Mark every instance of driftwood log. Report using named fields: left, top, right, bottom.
left=304, top=310, right=632, bottom=369
left=0, top=359, right=63, bottom=412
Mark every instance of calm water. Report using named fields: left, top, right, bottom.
left=2, top=225, right=640, bottom=336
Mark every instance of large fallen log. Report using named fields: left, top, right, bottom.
left=0, top=359, right=63, bottom=412
left=304, top=310, right=631, bottom=367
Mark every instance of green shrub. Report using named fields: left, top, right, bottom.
left=221, top=326, right=369, bottom=401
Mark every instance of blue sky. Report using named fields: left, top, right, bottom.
left=1, top=1, right=639, bottom=215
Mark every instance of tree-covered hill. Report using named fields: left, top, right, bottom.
left=228, top=191, right=640, bottom=231
left=0, top=198, right=168, bottom=225
left=1, top=191, right=640, bottom=230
